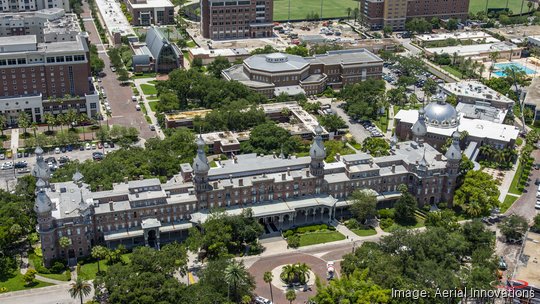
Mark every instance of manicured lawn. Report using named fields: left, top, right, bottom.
left=298, top=231, right=345, bottom=247
left=469, top=0, right=529, bottom=13
left=78, top=253, right=132, bottom=280
left=131, top=73, right=157, bottom=79
left=383, top=216, right=425, bottom=233
left=351, top=228, right=377, bottom=237
left=148, top=80, right=159, bottom=85
left=441, top=65, right=463, bottom=79
left=140, top=84, right=157, bottom=95
left=273, top=0, right=358, bottom=21
left=28, top=251, right=70, bottom=282
left=508, top=161, right=524, bottom=195
left=148, top=101, right=158, bottom=112
left=501, top=195, right=519, bottom=213
left=0, top=269, right=53, bottom=292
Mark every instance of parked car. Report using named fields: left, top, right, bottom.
left=97, top=142, right=103, bottom=149
left=254, top=296, right=272, bottom=304
left=92, top=152, right=104, bottom=161
left=0, top=154, right=5, bottom=160
left=536, top=203, right=540, bottom=210
left=132, top=96, right=138, bottom=102
left=17, top=152, right=22, bottom=158
left=58, top=156, right=69, bottom=164
left=14, top=161, right=27, bottom=168
left=1, top=162, right=13, bottom=170
left=85, top=143, right=91, bottom=150
left=79, top=145, right=85, bottom=151
left=149, top=125, right=156, bottom=131
left=135, top=104, right=141, bottom=111
left=23, top=151, right=29, bottom=157
left=104, top=142, right=110, bottom=148
left=498, top=257, right=507, bottom=271
left=54, top=147, right=61, bottom=154
left=91, top=143, right=96, bottom=150
left=17, top=168, right=30, bottom=174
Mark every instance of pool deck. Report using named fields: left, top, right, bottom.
left=483, top=58, right=540, bottom=79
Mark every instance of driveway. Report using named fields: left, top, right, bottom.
left=317, top=98, right=372, bottom=143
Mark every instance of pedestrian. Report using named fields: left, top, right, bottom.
left=346, top=235, right=349, bottom=239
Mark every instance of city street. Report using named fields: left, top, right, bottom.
left=80, top=1, right=155, bottom=140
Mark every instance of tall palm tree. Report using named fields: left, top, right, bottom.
left=280, top=264, right=296, bottom=286
left=263, top=271, right=274, bottom=303
left=346, top=7, right=352, bottom=21
left=91, top=245, right=108, bottom=273
left=224, top=260, right=249, bottom=304
left=285, top=289, right=296, bottom=304
left=68, top=277, right=92, bottom=304
left=296, top=263, right=311, bottom=285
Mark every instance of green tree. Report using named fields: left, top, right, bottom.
left=532, top=214, right=540, bottom=233
left=318, top=114, right=346, bottom=133
left=117, top=68, right=130, bottom=82
left=285, top=45, right=309, bottom=57
left=445, top=18, right=459, bottom=30
left=18, top=111, right=31, bottom=134
left=285, top=289, right=296, bottom=304
left=59, top=236, right=72, bottom=264
left=43, top=113, right=56, bottom=133
left=454, top=170, right=500, bottom=217
left=499, top=215, right=528, bottom=241
left=263, top=271, right=274, bottom=303
left=224, top=260, right=252, bottom=303
left=394, top=191, right=417, bottom=224
left=207, top=56, right=231, bottom=78
left=361, top=137, right=390, bottom=156
left=91, top=245, right=109, bottom=273
left=241, top=122, right=300, bottom=156
left=250, top=45, right=278, bottom=55
left=65, top=109, right=78, bottom=129
left=0, top=114, right=6, bottom=136
left=312, top=269, right=390, bottom=303
left=383, top=25, right=393, bottom=37
left=68, top=277, right=92, bottom=304
left=349, top=190, right=378, bottom=224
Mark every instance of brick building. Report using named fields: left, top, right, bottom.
left=200, top=0, right=273, bottom=40
left=360, top=0, right=470, bottom=30
left=124, top=0, right=175, bottom=26
left=35, top=125, right=461, bottom=266
left=0, top=0, right=69, bottom=13
left=222, top=49, right=383, bottom=98
left=0, top=34, right=100, bottom=125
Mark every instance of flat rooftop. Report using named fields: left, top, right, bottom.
left=515, top=232, right=540, bottom=289
left=524, top=77, right=540, bottom=108
left=415, top=31, right=495, bottom=42
left=426, top=42, right=521, bottom=56
left=189, top=47, right=250, bottom=57
left=128, top=0, right=174, bottom=8
left=307, top=48, right=383, bottom=65
left=395, top=109, right=519, bottom=143
left=441, top=81, right=515, bottom=106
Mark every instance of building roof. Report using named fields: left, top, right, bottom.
left=426, top=42, right=521, bottom=57
left=274, top=85, right=305, bottom=96
left=440, top=81, right=514, bottom=107
left=128, top=0, right=173, bottom=9
left=307, top=49, right=383, bottom=65
left=244, top=53, right=309, bottom=72
left=515, top=232, right=540, bottom=290
left=424, top=99, right=458, bottom=128
left=455, top=102, right=506, bottom=123
left=415, top=31, right=495, bottom=42
left=145, top=26, right=181, bottom=60
left=395, top=109, right=519, bottom=143
left=208, top=154, right=311, bottom=180
left=524, top=77, right=540, bottom=108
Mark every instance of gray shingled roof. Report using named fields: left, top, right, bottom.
left=244, top=53, right=309, bottom=72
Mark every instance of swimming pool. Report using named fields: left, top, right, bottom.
left=494, top=62, right=536, bottom=77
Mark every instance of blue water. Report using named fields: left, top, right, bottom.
left=494, top=62, right=536, bottom=77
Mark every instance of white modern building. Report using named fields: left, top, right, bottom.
left=414, top=31, right=499, bottom=47
left=440, top=81, right=515, bottom=110
left=424, top=42, right=522, bottom=63
left=0, top=0, right=69, bottom=13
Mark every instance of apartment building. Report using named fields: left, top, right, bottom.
left=361, top=0, right=470, bottom=30
left=35, top=124, right=461, bottom=266
left=0, top=34, right=99, bottom=125
left=0, top=8, right=80, bottom=42
left=222, top=49, right=383, bottom=97
left=200, top=0, right=273, bottom=40
left=0, top=0, right=69, bottom=13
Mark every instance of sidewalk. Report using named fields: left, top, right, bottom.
left=133, top=79, right=165, bottom=140
left=10, top=128, right=19, bottom=153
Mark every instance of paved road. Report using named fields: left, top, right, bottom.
left=0, top=283, right=92, bottom=304
left=81, top=1, right=155, bottom=140
left=505, top=149, right=540, bottom=221
left=317, top=98, right=372, bottom=143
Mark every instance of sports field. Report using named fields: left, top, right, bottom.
left=273, top=0, right=358, bottom=21
left=469, top=0, right=529, bottom=14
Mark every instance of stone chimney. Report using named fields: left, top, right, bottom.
left=391, top=164, right=396, bottom=173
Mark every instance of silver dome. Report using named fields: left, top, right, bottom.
left=424, top=101, right=458, bottom=129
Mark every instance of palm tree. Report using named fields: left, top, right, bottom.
left=224, top=260, right=249, bottom=304
left=59, top=236, right=71, bottom=265
left=263, top=271, right=274, bottom=303
left=296, top=263, right=311, bottom=285
left=56, top=113, right=65, bottom=133
left=285, top=289, right=296, bottom=304
left=44, top=113, right=56, bottom=133
left=352, top=8, right=359, bottom=25
left=65, top=109, right=78, bottom=129
left=91, top=245, right=109, bottom=273
left=68, top=277, right=92, bottom=304
left=280, top=264, right=296, bottom=286
left=18, top=111, right=30, bottom=135
left=0, top=114, right=6, bottom=137
left=346, top=7, right=352, bottom=21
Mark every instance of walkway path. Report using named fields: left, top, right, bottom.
left=19, top=251, right=70, bottom=285
left=10, top=128, right=19, bottom=153
left=133, top=79, right=165, bottom=140
left=385, top=105, right=395, bottom=139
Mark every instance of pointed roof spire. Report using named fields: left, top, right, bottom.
left=445, top=131, right=462, bottom=161
left=418, top=148, right=428, bottom=171
left=310, top=124, right=326, bottom=160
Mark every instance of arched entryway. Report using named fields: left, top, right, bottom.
left=148, top=230, right=157, bottom=248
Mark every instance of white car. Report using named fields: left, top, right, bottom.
left=0, top=153, right=4, bottom=160
left=91, top=143, right=97, bottom=150
left=132, top=96, right=137, bottom=102
left=254, top=296, right=272, bottom=304
left=54, top=147, right=61, bottom=154
left=535, top=203, right=540, bottom=210
left=85, top=143, right=91, bottom=150
left=1, top=162, right=13, bottom=170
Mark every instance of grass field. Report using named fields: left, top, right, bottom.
left=351, top=228, right=377, bottom=237
left=273, top=0, right=358, bottom=21
left=469, top=0, right=528, bottom=14
left=509, top=161, right=524, bottom=195
left=298, top=230, right=345, bottom=246
left=140, top=84, right=157, bottom=96
left=383, top=216, right=426, bottom=233
left=0, top=268, right=53, bottom=292
left=441, top=65, right=464, bottom=79
left=501, top=195, right=519, bottom=213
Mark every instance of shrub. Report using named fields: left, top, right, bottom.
left=0, top=287, right=7, bottom=293
left=380, top=218, right=394, bottom=230
left=36, top=264, right=50, bottom=274
left=283, top=230, right=294, bottom=238
left=516, top=138, right=523, bottom=146
left=346, top=219, right=360, bottom=229
left=287, top=235, right=300, bottom=248
left=65, top=270, right=72, bottom=281
left=327, top=225, right=336, bottom=231
left=50, top=261, right=66, bottom=274
left=378, top=208, right=395, bottom=219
